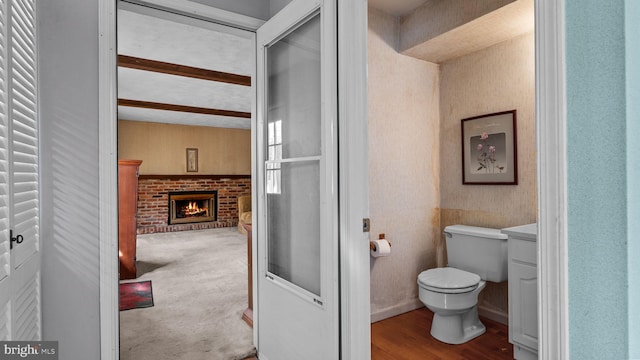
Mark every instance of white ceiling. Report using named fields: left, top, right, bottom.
left=116, top=0, right=430, bottom=130
left=117, top=9, right=253, bottom=129
left=118, top=0, right=525, bottom=130
left=368, top=0, right=429, bottom=16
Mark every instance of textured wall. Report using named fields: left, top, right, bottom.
left=439, top=32, right=536, bottom=322
left=368, top=7, right=441, bottom=321
left=566, top=1, right=628, bottom=358
left=118, top=120, right=251, bottom=175
left=626, top=1, right=640, bottom=357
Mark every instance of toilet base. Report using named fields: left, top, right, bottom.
left=429, top=306, right=486, bottom=344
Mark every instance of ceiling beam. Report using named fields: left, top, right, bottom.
left=118, top=55, right=251, bottom=86
left=118, top=99, right=251, bottom=119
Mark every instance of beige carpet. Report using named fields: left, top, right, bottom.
left=120, top=228, right=256, bottom=360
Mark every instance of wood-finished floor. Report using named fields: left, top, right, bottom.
left=245, top=307, right=512, bottom=360
left=372, top=308, right=513, bottom=360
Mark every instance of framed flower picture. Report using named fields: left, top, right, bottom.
left=461, top=110, right=517, bottom=185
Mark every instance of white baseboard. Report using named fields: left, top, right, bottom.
left=478, top=304, right=509, bottom=325
left=370, top=299, right=509, bottom=326
left=370, top=299, right=424, bottom=323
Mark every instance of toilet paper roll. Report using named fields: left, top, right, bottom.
left=370, top=239, right=391, bottom=257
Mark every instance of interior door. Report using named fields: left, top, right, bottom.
left=255, top=0, right=339, bottom=359
left=0, top=0, right=41, bottom=341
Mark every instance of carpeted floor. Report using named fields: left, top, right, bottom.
left=120, top=228, right=256, bottom=360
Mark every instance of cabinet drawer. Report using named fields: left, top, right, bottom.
left=509, top=238, right=536, bottom=265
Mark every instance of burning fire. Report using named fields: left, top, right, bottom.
left=183, top=201, right=208, bottom=217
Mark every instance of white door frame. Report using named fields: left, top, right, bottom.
left=98, top=0, right=119, bottom=358
left=336, top=1, right=370, bottom=358
left=535, top=0, right=569, bottom=358
left=98, top=2, right=264, bottom=359
left=97, top=0, right=568, bottom=359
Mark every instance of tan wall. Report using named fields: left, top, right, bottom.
left=118, top=120, right=251, bottom=175
left=368, top=7, right=441, bottom=321
left=439, top=32, right=536, bottom=321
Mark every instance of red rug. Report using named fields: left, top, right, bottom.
left=120, top=280, right=154, bottom=311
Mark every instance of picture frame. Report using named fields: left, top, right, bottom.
left=186, top=148, right=198, bottom=172
left=461, top=110, right=517, bottom=185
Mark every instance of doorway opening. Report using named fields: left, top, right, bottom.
left=116, top=3, right=255, bottom=359
left=367, top=0, right=538, bottom=358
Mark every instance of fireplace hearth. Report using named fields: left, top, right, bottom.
left=168, top=191, right=217, bottom=225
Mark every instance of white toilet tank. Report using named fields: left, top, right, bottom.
left=444, top=225, right=508, bottom=282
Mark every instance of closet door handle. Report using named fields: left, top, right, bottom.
left=10, top=230, right=24, bottom=250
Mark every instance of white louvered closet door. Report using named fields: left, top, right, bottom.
left=0, top=0, right=40, bottom=341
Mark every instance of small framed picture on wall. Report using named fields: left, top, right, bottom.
left=186, top=148, right=198, bottom=172
left=461, top=110, right=517, bottom=185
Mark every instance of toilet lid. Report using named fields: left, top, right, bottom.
left=418, top=268, right=480, bottom=294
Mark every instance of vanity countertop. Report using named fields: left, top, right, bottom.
left=501, top=223, right=537, bottom=241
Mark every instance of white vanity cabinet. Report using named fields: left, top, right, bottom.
left=502, top=224, right=538, bottom=360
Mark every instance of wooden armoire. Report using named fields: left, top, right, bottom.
left=118, top=160, right=142, bottom=280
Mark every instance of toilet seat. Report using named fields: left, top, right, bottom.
left=418, top=267, right=481, bottom=294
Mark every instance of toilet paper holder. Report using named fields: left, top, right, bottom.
left=370, top=233, right=391, bottom=251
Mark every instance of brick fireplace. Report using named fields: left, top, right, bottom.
left=136, top=175, right=250, bottom=234
left=168, top=191, right=217, bottom=225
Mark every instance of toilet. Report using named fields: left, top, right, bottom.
left=417, top=225, right=508, bottom=344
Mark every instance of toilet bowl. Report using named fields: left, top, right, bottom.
left=417, top=225, right=508, bottom=345
left=418, top=267, right=486, bottom=344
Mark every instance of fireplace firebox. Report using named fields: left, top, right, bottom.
left=168, top=191, right=217, bottom=225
